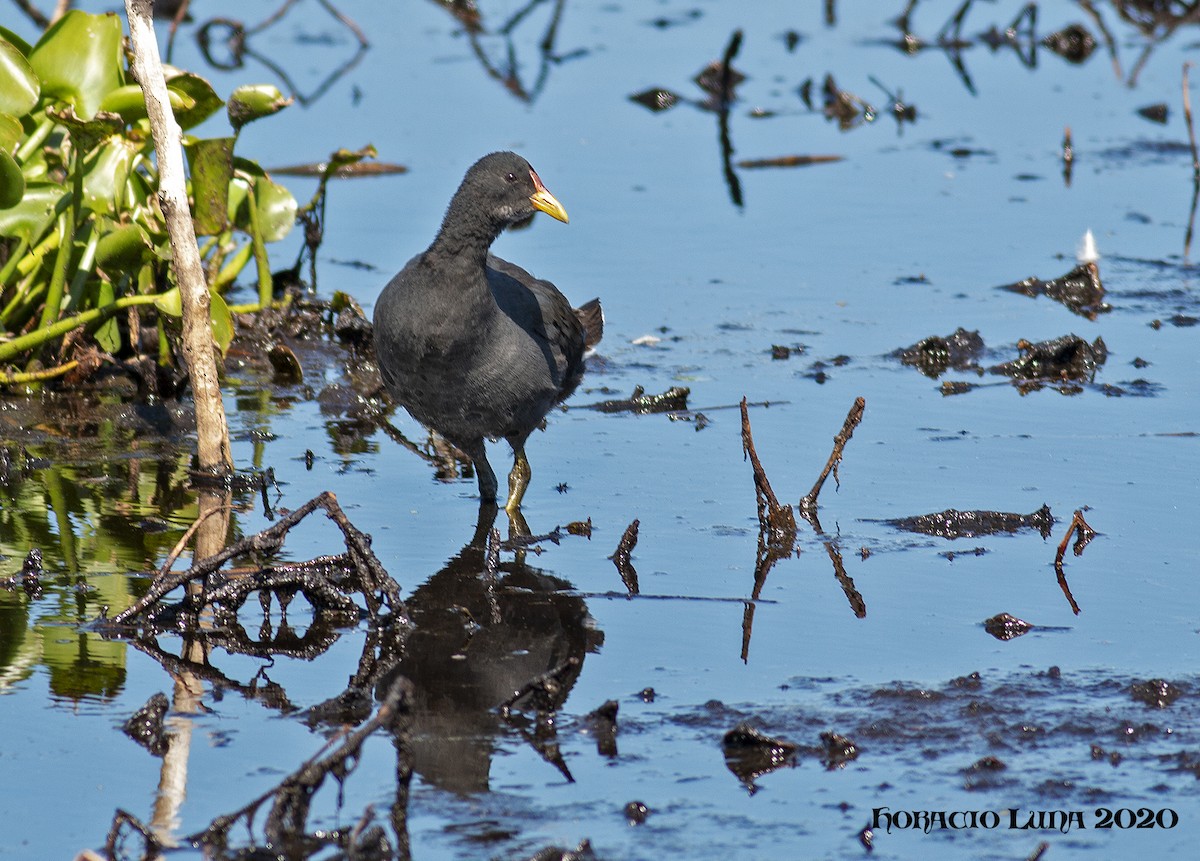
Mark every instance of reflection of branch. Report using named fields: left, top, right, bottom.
left=457, top=0, right=578, bottom=103
left=824, top=539, right=866, bottom=618
left=194, top=1, right=369, bottom=106
left=717, top=30, right=744, bottom=207
left=800, top=397, right=866, bottom=519
left=1184, top=63, right=1200, bottom=260
left=185, top=676, right=412, bottom=854
left=1076, top=0, right=1123, bottom=81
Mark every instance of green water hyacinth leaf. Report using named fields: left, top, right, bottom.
left=0, top=149, right=23, bottom=209
left=82, top=137, right=139, bottom=214
left=154, top=286, right=182, bottom=317
left=29, top=11, right=123, bottom=121
left=93, top=278, right=119, bottom=353
left=187, top=137, right=235, bottom=236
left=0, top=180, right=62, bottom=239
left=0, top=112, right=22, bottom=153
left=97, top=83, right=194, bottom=123
left=0, top=26, right=32, bottom=56
left=46, top=104, right=123, bottom=155
left=227, top=84, right=291, bottom=132
left=94, top=221, right=149, bottom=270
left=251, top=175, right=297, bottom=243
left=230, top=165, right=297, bottom=243
left=163, top=71, right=223, bottom=130
left=0, top=36, right=39, bottom=117
left=209, top=290, right=233, bottom=355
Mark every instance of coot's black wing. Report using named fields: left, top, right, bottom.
left=486, top=254, right=588, bottom=403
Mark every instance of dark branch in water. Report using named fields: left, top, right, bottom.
left=183, top=676, right=413, bottom=857
left=107, top=491, right=406, bottom=629
left=800, top=397, right=866, bottom=519
left=1053, top=509, right=1096, bottom=615
left=740, top=397, right=796, bottom=546
left=611, top=519, right=641, bottom=596
left=497, top=656, right=581, bottom=717
left=1184, top=62, right=1200, bottom=259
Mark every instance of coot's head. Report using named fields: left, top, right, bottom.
left=458, top=151, right=569, bottom=228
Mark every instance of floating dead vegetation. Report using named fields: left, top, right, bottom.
left=723, top=722, right=800, bottom=792
left=895, top=328, right=1120, bottom=394
left=1138, top=102, right=1170, bottom=123
left=895, top=327, right=985, bottom=378
left=122, top=692, right=169, bottom=757
left=586, top=699, right=620, bottom=758
left=984, top=612, right=1034, bottom=641
left=998, top=259, right=1111, bottom=318
left=994, top=333, right=1108, bottom=384
left=1130, top=678, right=1186, bottom=709
left=582, top=385, right=690, bottom=414
left=885, top=505, right=1055, bottom=540
left=735, top=154, right=843, bottom=169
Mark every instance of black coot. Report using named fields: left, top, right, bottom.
left=373, top=152, right=602, bottom=510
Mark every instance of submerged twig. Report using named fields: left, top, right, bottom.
left=717, top=29, right=744, bottom=207
left=800, top=397, right=866, bottom=518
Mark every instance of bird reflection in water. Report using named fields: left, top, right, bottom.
left=378, top=505, right=601, bottom=793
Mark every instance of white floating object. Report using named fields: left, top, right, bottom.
left=1076, top=229, right=1099, bottom=264
left=631, top=334, right=662, bottom=346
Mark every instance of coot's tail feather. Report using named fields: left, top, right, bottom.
left=575, top=298, right=604, bottom=350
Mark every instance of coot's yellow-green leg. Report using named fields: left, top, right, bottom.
left=505, top=447, right=531, bottom=512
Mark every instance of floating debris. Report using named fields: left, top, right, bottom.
left=983, top=612, right=1033, bottom=641
left=895, top=327, right=984, bottom=378
left=1042, top=23, right=1096, bottom=64
left=1137, top=103, right=1169, bottom=124
left=624, top=800, right=651, bottom=825
left=587, top=699, right=619, bottom=757
left=886, top=505, right=1055, bottom=540
left=123, top=692, right=170, bottom=756
left=630, top=333, right=662, bottom=346
left=736, top=154, right=843, bottom=169
left=583, top=386, right=690, bottom=414
left=998, top=260, right=1110, bottom=318
left=629, top=88, right=679, bottom=112
left=1130, top=679, right=1185, bottom=709
left=822, top=74, right=875, bottom=130
left=991, top=334, right=1108, bottom=381
left=819, top=731, right=859, bottom=770
left=723, top=722, right=799, bottom=791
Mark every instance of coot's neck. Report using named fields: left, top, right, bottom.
left=428, top=191, right=505, bottom=266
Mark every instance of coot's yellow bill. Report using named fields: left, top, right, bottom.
left=529, top=169, right=569, bottom=223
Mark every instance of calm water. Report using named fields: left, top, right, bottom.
left=2, top=1, right=1198, bottom=858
